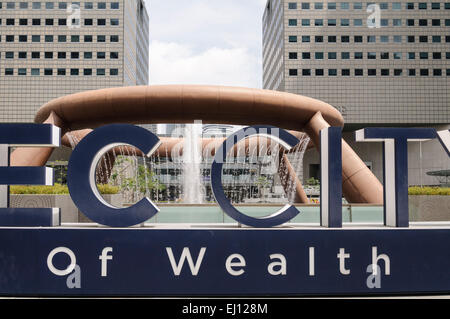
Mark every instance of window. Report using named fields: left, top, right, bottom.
left=433, top=69, right=442, bottom=76
left=368, top=52, right=376, bottom=59
left=407, top=36, right=415, bottom=43
left=302, top=69, right=311, bottom=76
left=341, top=69, right=350, bottom=76
left=328, top=69, right=337, bottom=76
left=341, top=36, right=349, bottom=43
left=18, top=68, right=27, bottom=76
left=432, top=19, right=440, bottom=26
left=341, top=19, right=349, bottom=26
left=301, top=3, right=310, bottom=9
left=32, top=35, right=40, bottom=42
left=97, top=52, right=106, bottom=59
left=20, top=2, right=29, bottom=9
left=432, top=36, right=441, bottom=43
left=98, top=2, right=106, bottom=9
left=328, top=36, right=336, bottom=43
left=58, top=19, right=67, bottom=26
left=368, top=69, right=377, bottom=76
left=58, top=35, right=67, bottom=42
left=419, top=36, right=428, bottom=43
left=85, top=19, right=93, bottom=26
left=381, top=19, right=388, bottom=27
left=432, top=2, right=440, bottom=9
left=32, top=52, right=40, bottom=59
left=315, top=69, right=324, bottom=76
left=433, top=52, right=441, bottom=59
left=341, top=52, right=350, bottom=59
left=394, top=35, right=402, bottom=43
left=367, top=36, right=376, bottom=43
left=393, top=19, right=402, bottom=26
left=355, top=69, right=363, bottom=76
left=354, top=19, right=362, bottom=26
left=407, top=19, right=414, bottom=26
left=71, top=35, right=80, bottom=42
left=45, top=18, right=53, bottom=25
left=6, top=2, right=15, bottom=9
left=5, top=68, right=13, bottom=76
left=45, top=2, right=54, bottom=9
left=289, top=19, right=297, bottom=26
left=45, top=52, right=53, bottom=59
left=354, top=36, right=363, bottom=43
left=59, top=2, right=67, bottom=9
left=84, top=69, right=92, bottom=76
left=394, top=69, right=402, bottom=76
left=58, top=52, right=66, bottom=59
left=44, top=69, right=53, bottom=76
left=302, top=36, right=310, bottom=42
left=380, top=2, right=388, bottom=9
left=110, top=35, right=119, bottom=42
left=447, top=52, right=450, bottom=59
left=71, top=52, right=79, bottom=59
left=6, top=35, right=14, bottom=42
left=328, top=52, right=337, bottom=59
left=289, top=36, right=297, bottom=43
left=5, top=52, right=14, bottom=59
left=408, top=52, right=415, bottom=59
left=315, top=36, right=323, bottom=42
left=314, top=2, right=323, bottom=9
left=380, top=36, right=389, bottom=43
left=446, top=19, right=450, bottom=26
left=84, top=35, right=93, bottom=42
left=19, top=35, right=27, bottom=42
left=57, top=69, right=66, bottom=76
left=6, top=18, right=14, bottom=25
left=18, top=52, right=27, bottom=59
left=446, top=3, right=450, bottom=9
left=31, top=69, right=40, bottom=76
left=70, top=69, right=79, bottom=76
left=380, top=52, right=389, bottom=59
left=97, top=35, right=106, bottom=42
left=392, top=2, right=401, bottom=10
left=420, top=69, right=429, bottom=76
left=354, top=52, right=363, bottom=59
left=110, top=19, right=119, bottom=26
left=301, top=19, right=310, bottom=26
left=289, top=69, right=298, bottom=76
left=340, top=2, right=349, bottom=9
left=289, top=52, right=297, bottom=59
left=328, top=19, right=336, bottom=26
left=315, top=52, right=324, bottom=59
left=447, top=69, right=450, bottom=76
left=20, top=19, right=28, bottom=26
left=446, top=36, right=450, bottom=43
left=110, top=52, right=119, bottom=59
left=45, top=35, right=53, bottom=42
left=302, top=52, right=311, bottom=59
left=84, top=52, right=92, bottom=59
left=381, top=69, right=389, bottom=76
left=85, top=2, right=93, bottom=9
left=420, top=52, right=428, bottom=59
left=393, top=52, right=402, bottom=59
left=407, top=2, right=414, bottom=9
left=32, top=2, right=42, bottom=9
left=419, top=19, right=428, bottom=26
left=354, top=2, right=362, bottom=9
left=33, top=19, right=41, bottom=25
left=288, top=2, right=297, bottom=9
left=314, top=19, right=323, bottom=26
left=98, top=19, right=106, bottom=26
left=328, top=2, right=336, bottom=9
left=418, top=3, right=427, bottom=9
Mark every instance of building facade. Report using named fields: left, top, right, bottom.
left=0, top=0, right=151, bottom=128
left=263, top=0, right=450, bottom=185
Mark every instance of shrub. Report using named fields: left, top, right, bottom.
left=408, top=187, right=450, bottom=196
left=10, top=184, right=119, bottom=195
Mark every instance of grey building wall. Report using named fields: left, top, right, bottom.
left=0, top=0, right=150, bottom=127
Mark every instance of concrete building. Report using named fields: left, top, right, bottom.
left=0, top=0, right=154, bottom=131
left=262, top=0, right=450, bottom=186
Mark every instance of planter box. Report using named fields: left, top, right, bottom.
left=409, top=195, right=450, bottom=221
left=10, top=194, right=123, bottom=223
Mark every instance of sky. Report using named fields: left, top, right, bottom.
left=143, top=0, right=268, bottom=89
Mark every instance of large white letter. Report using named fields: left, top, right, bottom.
left=99, top=247, right=113, bottom=277
left=337, top=248, right=351, bottom=275
left=268, top=254, right=287, bottom=276
left=225, top=254, right=246, bottom=276
left=166, top=247, right=206, bottom=276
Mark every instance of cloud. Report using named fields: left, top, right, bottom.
left=149, top=41, right=261, bottom=88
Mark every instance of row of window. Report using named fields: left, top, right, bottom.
left=288, top=51, right=450, bottom=60
left=288, top=35, right=450, bottom=44
left=288, top=68, right=450, bottom=76
left=2, top=68, right=119, bottom=76
left=0, top=2, right=119, bottom=10
left=0, top=34, right=119, bottom=43
left=287, top=18, right=450, bottom=27
left=0, top=51, right=119, bottom=59
left=288, top=2, right=450, bottom=10
left=0, top=18, right=120, bottom=26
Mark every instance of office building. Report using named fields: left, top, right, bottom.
left=263, top=0, right=450, bottom=185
